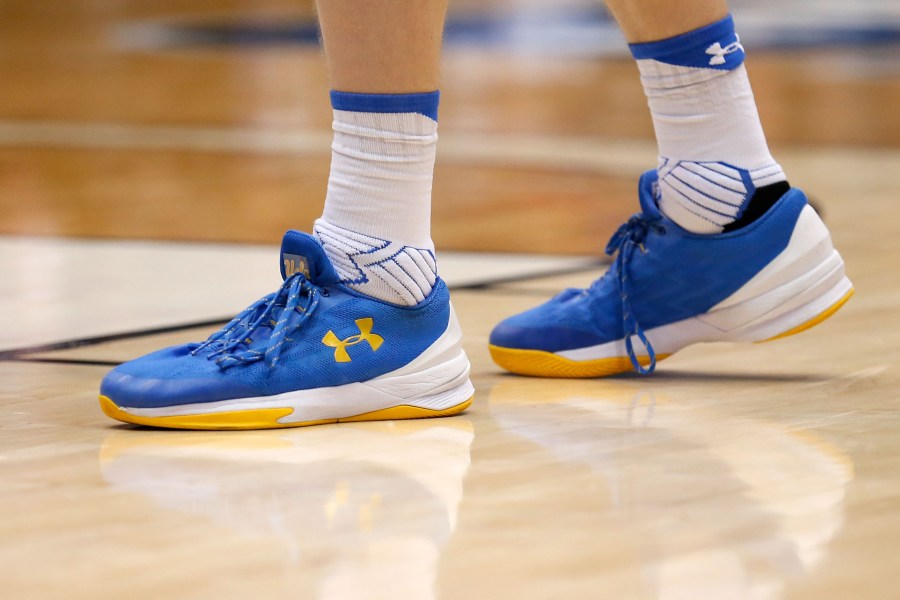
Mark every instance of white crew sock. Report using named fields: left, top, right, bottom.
left=314, top=92, right=440, bottom=306
left=630, top=15, right=787, bottom=234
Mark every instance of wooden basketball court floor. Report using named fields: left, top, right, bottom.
left=2, top=1, right=899, bottom=598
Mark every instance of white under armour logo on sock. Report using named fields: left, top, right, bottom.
left=706, top=36, right=744, bottom=66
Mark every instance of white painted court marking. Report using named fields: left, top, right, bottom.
left=0, top=120, right=657, bottom=176
left=0, top=237, right=598, bottom=351
left=3, top=121, right=898, bottom=176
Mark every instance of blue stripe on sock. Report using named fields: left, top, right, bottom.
left=330, top=91, right=440, bottom=121
left=629, top=14, right=744, bottom=71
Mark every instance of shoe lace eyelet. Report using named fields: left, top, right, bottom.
left=321, top=288, right=330, bottom=297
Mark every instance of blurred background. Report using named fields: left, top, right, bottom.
left=2, top=7, right=899, bottom=597
left=1, top=0, right=898, bottom=254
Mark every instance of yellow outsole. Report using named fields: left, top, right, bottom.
left=99, top=394, right=473, bottom=431
left=488, top=345, right=671, bottom=378
left=760, top=287, right=854, bottom=343
left=491, top=288, right=854, bottom=378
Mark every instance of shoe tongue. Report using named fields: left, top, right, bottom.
left=280, top=230, right=340, bottom=284
left=638, top=169, right=664, bottom=219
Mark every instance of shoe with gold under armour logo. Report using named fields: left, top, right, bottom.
left=99, top=231, right=474, bottom=430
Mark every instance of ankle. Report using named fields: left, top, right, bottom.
left=314, top=219, right=437, bottom=306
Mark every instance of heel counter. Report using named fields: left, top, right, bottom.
left=712, top=205, right=835, bottom=312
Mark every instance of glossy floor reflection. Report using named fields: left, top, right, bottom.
left=99, top=421, right=474, bottom=599
left=485, top=378, right=852, bottom=599
left=2, top=245, right=899, bottom=600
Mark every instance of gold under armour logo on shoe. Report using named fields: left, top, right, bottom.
left=322, top=318, right=384, bottom=363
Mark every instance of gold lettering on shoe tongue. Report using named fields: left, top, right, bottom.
left=283, top=254, right=310, bottom=278
left=322, top=318, right=384, bottom=363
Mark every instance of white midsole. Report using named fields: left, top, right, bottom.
left=122, top=304, right=474, bottom=423
left=558, top=205, right=852, bottom=361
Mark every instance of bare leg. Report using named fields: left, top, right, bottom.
left=604, top=0, right=728, bottom=42
left=315, top=0, right=448, bottom=93
left=312, top=1, right=450, bottom=306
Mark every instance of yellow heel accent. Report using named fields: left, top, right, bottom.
left=99, top=394, right=473, bottom=431
left=339, top=396, right=473, bottom=423
left=760, top=288, right=854, bottom=343
left=489, top=345, right=670, bottom=378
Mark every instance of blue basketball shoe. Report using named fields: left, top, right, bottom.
left=100, top=231, right=474, bottom=429
left=489, top=170, right=853, bottom=377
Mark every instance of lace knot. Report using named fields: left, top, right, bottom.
left=191, top=272, right=321, bottom=370
left=604, top=214, right=664, bottom=375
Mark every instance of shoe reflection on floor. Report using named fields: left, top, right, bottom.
left=99, top=419, right=474, bottom=600
left=487, top=377, right=852, bottom=599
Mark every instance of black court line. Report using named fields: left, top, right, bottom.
left=440, top=259, right=606, bottom=291
left=0, top=317, right=232, bottom=362
left=0, top=259, right=608, bottom=367
left=465, top=286, right=584, bottom=296
left=12, top=357, right=124, bottom=367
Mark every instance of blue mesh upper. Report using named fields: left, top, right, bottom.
left=490, top=171, right=806, bottom=353
left=102, top=232, right=450, bottom=409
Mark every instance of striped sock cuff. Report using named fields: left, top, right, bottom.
left=329, top=91, right=440, bottom=121
left=629, top=14, right=744, bottom=71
